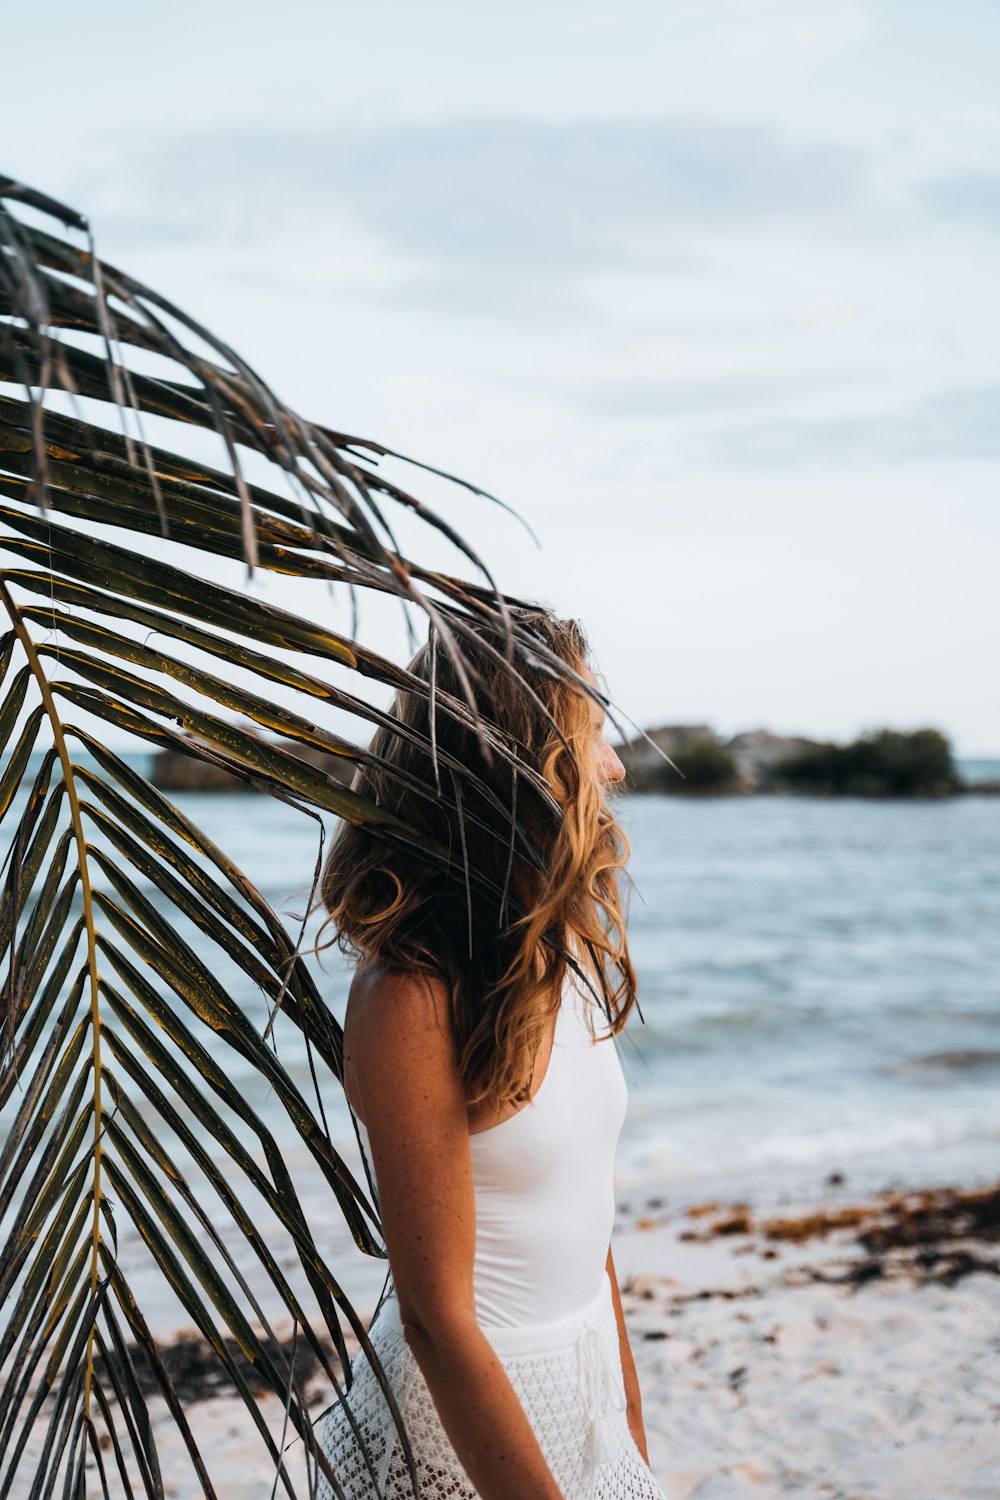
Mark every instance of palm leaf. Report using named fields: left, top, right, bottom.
left=0, top=174, right=607, bottom=1498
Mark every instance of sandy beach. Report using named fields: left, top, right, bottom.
left=615, top=1176, right=999, bottom=1499
left=44, top=1172, right=994, bottom=1500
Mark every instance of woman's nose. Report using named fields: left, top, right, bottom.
left=598, top=745, right=626, bottom=784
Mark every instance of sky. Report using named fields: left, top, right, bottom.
left=4, top=0, right=1000, bottom=753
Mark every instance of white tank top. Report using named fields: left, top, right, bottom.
left=355, top=969, right=629, bottom=1328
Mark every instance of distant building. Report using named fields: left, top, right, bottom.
left=725, top=729, right=817, bottom=790
left=613, top=724, right=821, bottom=793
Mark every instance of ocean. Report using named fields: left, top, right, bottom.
left=617, top=784, right=1000, bottom=1205
left=3, top=753, right=998, bottom=1327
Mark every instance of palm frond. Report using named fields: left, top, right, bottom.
left=0, top=174, right=594, bottom=1497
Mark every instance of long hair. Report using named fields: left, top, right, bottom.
left=315, top=606, right=637, bottom=1113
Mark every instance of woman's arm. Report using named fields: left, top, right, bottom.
left=344, top=966, right=564, bottom=1500
left=605, top=1245, right=649, bottom=1463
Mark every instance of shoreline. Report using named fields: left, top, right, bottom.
left=618, top=780, right=1000, bottom=800
left=131, top=1174, right=1000, bottom=1402
left=78, top=1172, right=998, bottom=1500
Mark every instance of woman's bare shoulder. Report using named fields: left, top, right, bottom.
left=343, top=963, right=459, bottom=1124
left=346, top=962, right=453, bottom=1041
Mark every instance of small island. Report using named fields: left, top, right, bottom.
left=617, top=725, right=998, bottom=798
left=148, top=723, right=998, bottom=799
left=150, top=734, right=357, bottom=794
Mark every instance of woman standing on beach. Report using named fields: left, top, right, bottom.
left=316, top=608, right=668, bottom=1499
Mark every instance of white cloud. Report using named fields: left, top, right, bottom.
left=123, top=117, right=869, bottom=323
left=585, top=384, right=1000, bottom=480
left=919, top=171, right=1000, bottom=232
left=696, top=383, right=1000, bottom=472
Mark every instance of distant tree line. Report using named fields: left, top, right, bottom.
left=623, top=726, right=961, bottom=798
left=663, top=737, right=742, bottom=792
left=776, top=728, right=957, bottom=798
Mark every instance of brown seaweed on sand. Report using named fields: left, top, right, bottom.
left=93, top=1332, right=344, bottom=1405
left=679, top=1180, right=1000, bottom=1286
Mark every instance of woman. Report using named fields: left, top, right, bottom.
left=316, top=607, right=668, bottom=1499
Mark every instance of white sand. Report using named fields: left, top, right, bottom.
left=16, top=1183, right=999, bottom=1499
left=614, top=1195, right=1000, bottom=1500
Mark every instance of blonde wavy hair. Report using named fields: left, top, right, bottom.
left=316, top=606, right=637, bottom=1113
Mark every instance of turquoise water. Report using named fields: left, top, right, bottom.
left=3, top=753, right=998, bottom=1323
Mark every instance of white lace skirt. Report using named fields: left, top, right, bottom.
left=317, top=1272, right=668, bottom=1499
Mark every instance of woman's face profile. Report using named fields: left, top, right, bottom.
left=582, top=665, right=626, bottom=789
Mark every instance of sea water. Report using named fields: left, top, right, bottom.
left=2, top=754, right=998, bottom=1326
left=616, top=787, right=1000, bottom=1208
